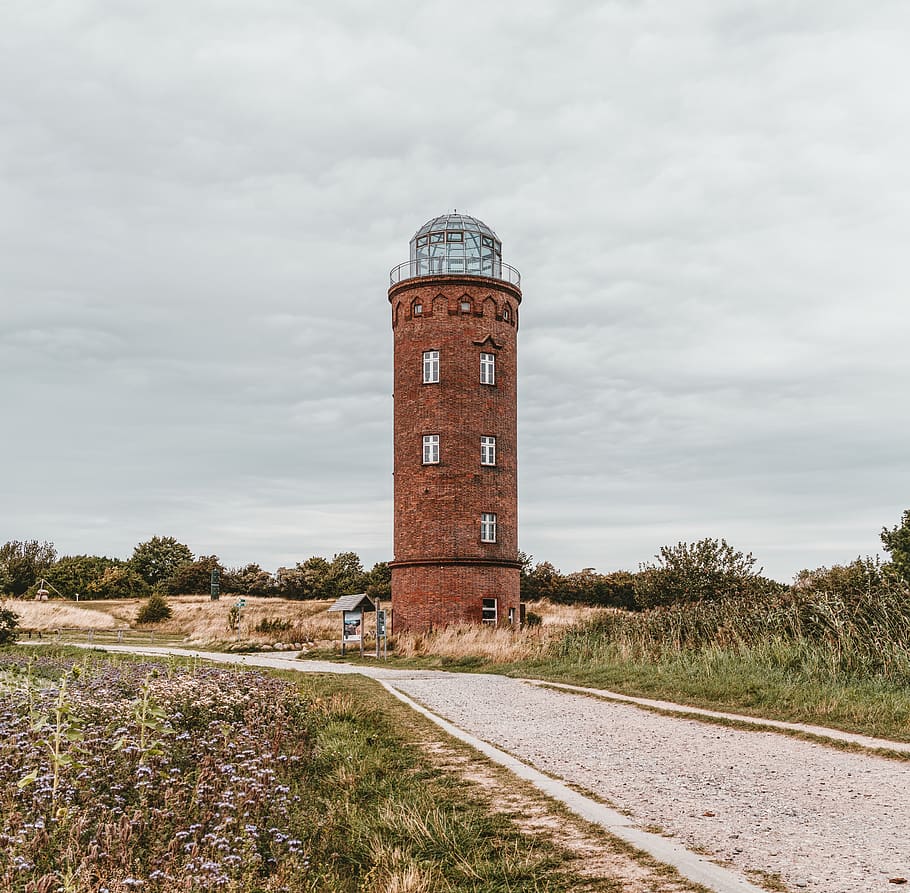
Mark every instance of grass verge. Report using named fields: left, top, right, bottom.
left=317, top=636, right=910, bottom=743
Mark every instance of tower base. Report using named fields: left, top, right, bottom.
left=390, top=560, right=521, bottom=633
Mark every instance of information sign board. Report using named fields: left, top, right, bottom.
left=343, top=610, right=362, bottom=642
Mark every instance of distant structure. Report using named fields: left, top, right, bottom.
left=388, top=213, right=522, bottom=632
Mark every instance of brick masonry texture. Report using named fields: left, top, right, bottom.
left=388, top=275, right=522, bottom=632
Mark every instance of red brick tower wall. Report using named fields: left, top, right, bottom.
left=388, top=275, right=522, bottom=632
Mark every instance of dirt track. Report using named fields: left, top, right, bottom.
left=392, top=672, right=909, bottom=893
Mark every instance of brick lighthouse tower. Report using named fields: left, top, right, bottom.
left=388, top=213, right=522, bottom=632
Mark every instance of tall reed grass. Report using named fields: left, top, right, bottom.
left=557, top=578, right=910, bottom=683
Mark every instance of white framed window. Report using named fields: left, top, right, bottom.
left=413, top=302, right=422, bottom=316
left=480, top=436, right=496, bottom=466
left=480, top=512, right=497, bottom=543
left=480, top=352, right=495, bottom=385
left=482, top=598, right=497, bottom=624
left=422, top=434, right=439, bottom=464
left=423, top=350, right=439, bottom=384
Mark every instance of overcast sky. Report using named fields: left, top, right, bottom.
left=2, top=0, right=908, bottom=581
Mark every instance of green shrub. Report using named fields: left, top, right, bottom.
left=632, top=538, right=783, bottom=610
left=136, top=592, right=173, bottom=624
left=0, top=606, right=19, bottom=644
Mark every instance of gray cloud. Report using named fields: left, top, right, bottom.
left=2, top=0, right=908, bottom=580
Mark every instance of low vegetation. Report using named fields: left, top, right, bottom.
left=135, top=592, right=173, bottom=624
left=0, top=649, right=626, bottom=892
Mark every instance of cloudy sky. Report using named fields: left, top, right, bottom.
left=2, top=0, right=908, bottom=581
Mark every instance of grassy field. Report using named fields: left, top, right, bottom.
left=0, top=646, right=703, bottom=893
left=11, top=591, right=910, bottom=742
left=10, top=595, right=341, bottom=647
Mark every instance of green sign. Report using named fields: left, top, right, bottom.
left=210, top=568, right=220, bottom=600
left=377, top=609, right=387, bottom=638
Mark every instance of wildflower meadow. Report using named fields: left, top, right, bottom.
left=0, top=649, right=584, bottom=893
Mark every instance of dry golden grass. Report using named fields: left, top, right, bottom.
left=8, top=595, right=601, bottom=654
left=390, top=600, right=604, bottom=664
left=8, top=595, right=339, bottom=644
left=7, top=600, right=121, bottom=631
left=167, top=596, right=337, bottom=645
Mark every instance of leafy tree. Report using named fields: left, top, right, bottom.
left=225, top=563, right=277, bottom=597
left=136, top=592, right=173, bottom=624
left=87, top=566, right=149, bottom=600
left=0, top=605, right=19, bottom=644
left=589, top=570, right=637, bottom=609
left=45, top=555, right=123, bottom=600
left=881, top=509, right=910, bottom=583
left=793, top=556, right=883, bottom=598
left=520, top=561, right=562, bottom=602
left=633, top=538, right=781, bottom=610
left=328, top=551, right=368, bottom=596
left=277, top=553, right=371, bottom=600
left=0, top=540, right=57, bottom=596
left=365, top=561, right=391, bottom=601
left=278, top=556, right=332, bottom=599
left=163, top=555, right=223, bottom=595
left=129, top=537, right=194, bottom=586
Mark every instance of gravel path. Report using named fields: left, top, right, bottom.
left=391, top=674, right=910, bottom=893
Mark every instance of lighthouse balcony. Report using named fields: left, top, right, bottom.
left=389, top=258, right=521, bottom=287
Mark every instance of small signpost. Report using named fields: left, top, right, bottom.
left=376, top=608, right=388, bottom=659
left=210, top=568, right=221, bottom=601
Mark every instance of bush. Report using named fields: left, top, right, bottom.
left=632, top=538, right=783, bottom=610
left=255, top=617, right=292, bottom=633
left=881, top=508, right=910, bottom=583
left=136, top=592, right=173, bottom=624
left=0, top=606, right=19, bottom=644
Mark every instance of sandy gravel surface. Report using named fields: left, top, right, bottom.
left=392, top=674, right=910, bottom=893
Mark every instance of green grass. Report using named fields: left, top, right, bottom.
left=325, top=636, right=910, bottom=743
left=513, top=642, right=910, bottom=740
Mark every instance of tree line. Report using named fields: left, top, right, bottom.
left=520, top=508, right=910, bottom=609
left=0, top=536, right=391, bottom=603
left=2, top=508, right=907, bottom=609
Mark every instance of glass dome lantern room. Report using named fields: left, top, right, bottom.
left=390, top=213, right=520, bottom=286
